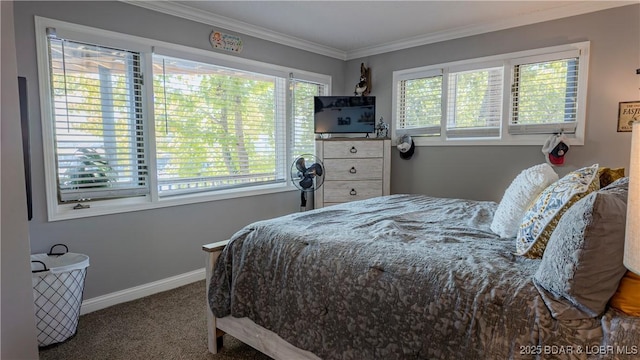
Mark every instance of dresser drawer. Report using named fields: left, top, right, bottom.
left=322, top=140, right=383, bottom=158
left=323, top=181, right=382, bottom=203
left=315, top=138, right=390, bottom=209
left=323, top=158, right=383, bottom=181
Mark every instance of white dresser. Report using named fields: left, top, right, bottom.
left=315, top=138, right=391, bottom=208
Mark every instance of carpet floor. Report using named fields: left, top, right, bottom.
left=38, top=281, right=273, bottom=360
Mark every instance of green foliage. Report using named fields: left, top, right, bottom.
left=51, top=42, right=320, bottom=194
left=515, top=60, right=575, bottom=124
left=449, top=69, right=501, bottom=128
left=402, top=77, right=442, bottom=127
left=153, top=57, right=283, bottom=187
left=400, top=59, right=575, bottom=131
left=292, top=81, right=321, bottom=156
left=50, top=41, right=142, bottom=192
left=66, top=147, right=115, bottom=188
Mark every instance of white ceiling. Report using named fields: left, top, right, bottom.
left=128, top=1, right=636, bottom=60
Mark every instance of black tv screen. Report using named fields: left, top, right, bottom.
left=314, top=96, right=375, bottom=134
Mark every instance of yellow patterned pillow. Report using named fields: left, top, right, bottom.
left=598, top=167, right=625, bottom=188
left=516, top=164, right=600, bottom=258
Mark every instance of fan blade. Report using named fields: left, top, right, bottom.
left=299, top=176, right=314, bottom=189
left=304, top=164, right=323, bottom=177
left=295, top=157, right=307, bottom=174
left=311, top=163, right=323, bottom=177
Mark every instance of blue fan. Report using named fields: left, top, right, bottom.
left=291, top=154, right=325, bottom=211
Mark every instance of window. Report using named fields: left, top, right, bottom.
left=509, top=55, right=580, bottom=135
left=153, top=55, right=288, bottom=197
left=393, top=42, right=589, bottom=145
left=446, top=66, right=503, bottom=138
left=36, top=18, right=330, bottom=220
left=396, top=70, right=442, bottom=136
left=290, top=78, right=327, bottom=157
left=48, top=37, right=148, bottom=202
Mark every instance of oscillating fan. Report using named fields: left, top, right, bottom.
left=290, top=154, right=325, bottom=211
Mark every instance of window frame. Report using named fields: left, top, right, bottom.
left=35, top=17, right=331, bottom=221
left=395, top=68, right=443, bottom=136
left=151, top=53, right=291, bottom=198
left=445, top=61, right=505, bottom=139
left=47, top=37, right=149, bottom=203
left=392, top=41, right=590, bottom=147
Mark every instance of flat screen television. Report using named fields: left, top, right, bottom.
left=314, top=96, right=375, bottom=134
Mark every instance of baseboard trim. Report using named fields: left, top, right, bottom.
left=80, top=268, right=206, bottom=315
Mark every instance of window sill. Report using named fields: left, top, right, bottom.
left=48, top=183, right=295, bottom=222
left=411, top=133, right=584, bottom=147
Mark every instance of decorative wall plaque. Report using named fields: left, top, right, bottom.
left=617, top=101, right=640, bottom=132
left=209, top=30, right=243, bottom=53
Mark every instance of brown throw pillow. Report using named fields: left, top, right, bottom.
left=598, top=167, right=625, bottom=188
left=610, top=271, right=640, bottom=317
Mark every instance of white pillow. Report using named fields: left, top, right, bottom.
left=490, top=164, right=558, bottom=238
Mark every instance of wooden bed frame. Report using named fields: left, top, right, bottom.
left=203, top=240, right=321, bottom=359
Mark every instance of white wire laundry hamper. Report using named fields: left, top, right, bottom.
left=31, top=244, right=90, bottom=347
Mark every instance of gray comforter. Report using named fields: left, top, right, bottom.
left=209, top=194, right=640, bottom=359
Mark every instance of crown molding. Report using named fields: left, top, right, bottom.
left=123, top=1, right=635, bottom=62
left=345, top=1, right=636, bottom=60
left=122, top=0, right=347, bottom=60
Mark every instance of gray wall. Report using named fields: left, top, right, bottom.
left=11, top=1, right=640, bottom=305
left=347, top=4, right=640, bottom=201
left=2, top=0, right=40, bottom=358
left=14, top=1, right=345, bottom=300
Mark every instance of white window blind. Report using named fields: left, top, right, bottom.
left=397, top=75, right=442, bottom=136
left=510, top=56, right=579, bottom=134
left=392, top=42, right=588, bottom=145
left=153, top=55, right=287, bottom=197
left=48, top=35, right=148, bottom=202
left=291, top=77, right=327, bottom=157
left=446, top=67, right=503, bottom=138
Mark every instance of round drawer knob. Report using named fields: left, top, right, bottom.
left=349, top=167, right=357, bottom=174
left=349, top=189, right=357, bottom=196
left=350, top=146, right=357, bottom=153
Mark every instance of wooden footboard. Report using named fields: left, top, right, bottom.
left=202, top=240, right=229, bottom=354
left=202, top=241, right=320, bottom=359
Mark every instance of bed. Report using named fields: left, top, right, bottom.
left=203, top=167, right=640, bottom=359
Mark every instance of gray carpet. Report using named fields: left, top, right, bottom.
left=38, top=281, right=272, bottom=360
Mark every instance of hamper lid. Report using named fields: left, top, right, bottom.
left=31, top=253, right=90, bottom=274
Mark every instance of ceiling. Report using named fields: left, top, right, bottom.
left=128, top=1, right=636, bottom=60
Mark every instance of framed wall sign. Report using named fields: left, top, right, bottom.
left=209, top=30, right=243, bottom=53
left=617, top=101, right=640, bottom=132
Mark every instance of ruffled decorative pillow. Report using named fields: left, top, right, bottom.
left=516, top=164, right=600, bottom=258
left=533, top=177, right=628, bottom=319
left=490, top=164, right=558, bottom=238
